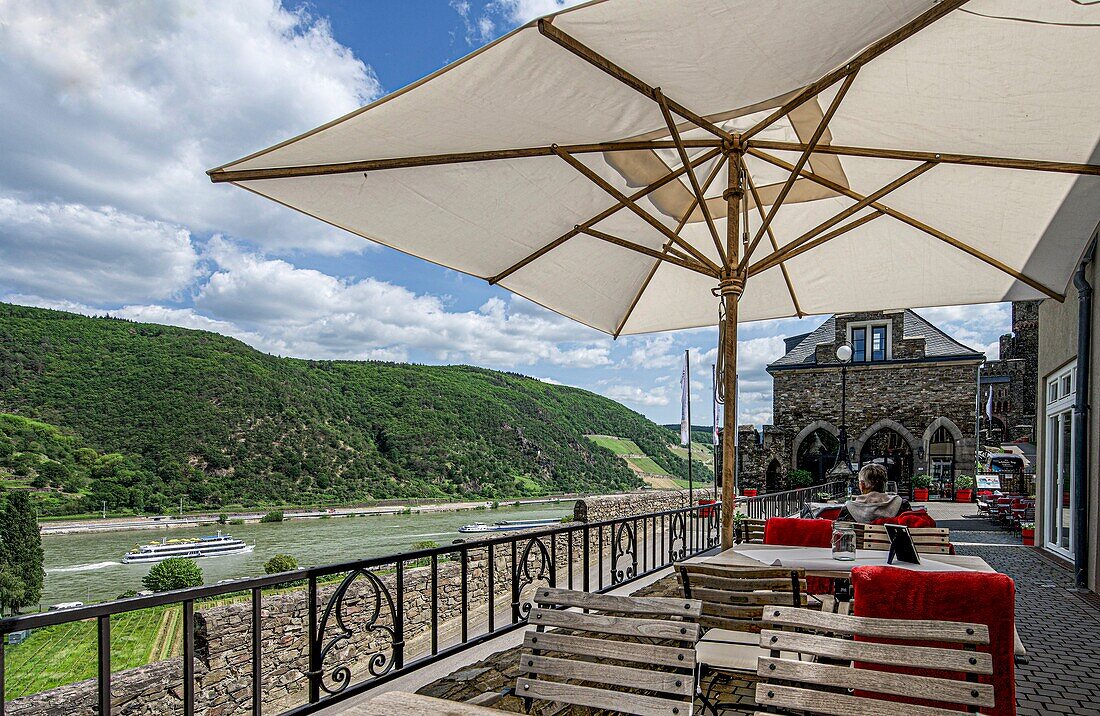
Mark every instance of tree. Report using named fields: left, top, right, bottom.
left=0, top=492, right=44, bottom=613
left=264, top=554, right=298, bottom=574
left=142, top=557, right=203, bottom=592
left=39, top=460, right=69, bottom=487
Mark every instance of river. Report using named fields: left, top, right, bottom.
left=41, top=502, right=573, bottom=606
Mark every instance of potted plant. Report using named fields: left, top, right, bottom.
left=741, top=488, right=758, bottom=497
left=911, top=473, right=932, bottom=502
left=1019, top=521, right=1035, bottom=546
left=954, top=474, right=975, bottom=503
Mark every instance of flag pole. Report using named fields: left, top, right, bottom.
left=712, top=363, right=719, bottom=502
left=685, top=349, right=693, bottom=508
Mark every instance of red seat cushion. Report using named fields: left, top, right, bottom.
left=851, top=566, right=1016, bottom=715
left=764, top=518, right=834, bottom=595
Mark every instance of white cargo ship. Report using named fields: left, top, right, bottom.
left=122, top=532, right=253, bottom=563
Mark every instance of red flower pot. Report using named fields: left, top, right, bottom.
left=955, top=489, right=973, bottom=503
left=1021, top=528, right=1034, bottom=546
left=913, top=488, right=929, bottom=502
left=742, top=489, right=758, bottom=497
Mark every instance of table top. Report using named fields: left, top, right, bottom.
left=342, top=691, right=501, bottom=716
left=697, top=544, right=1025, bottom=656
left=701, top=544, right=990, bottom=579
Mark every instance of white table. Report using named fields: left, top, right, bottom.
left=696, top=544, right=1026, bottom=656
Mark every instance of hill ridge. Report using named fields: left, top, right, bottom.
left=0, top=303, right=701, bottom=514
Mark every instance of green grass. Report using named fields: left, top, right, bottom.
left=4, top=606, right=184, bottom=699
left=585, top=435, right=644, bottom=455
left=670, top=477, right=715, bottom=489
left=624, top=456, right=671, bottom=475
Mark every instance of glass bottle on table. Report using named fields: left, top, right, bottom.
left=831, top=524, right=856, bottom=561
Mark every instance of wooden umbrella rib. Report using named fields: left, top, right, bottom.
left=744, top=164, right=803, bottom=317
left=742, top=71, right=858, bottom=271
left=747, top=148, right=1065, bottom=300
left=655, top=89, right=726, bottom=264
left=740, top=0, right=970, bottom=142
left=748, top=211, right=885, bottom=276
left=747, top=160, right=936, bottom=273
left=537, top=19, right=733, bottom=142
left=577, top=227, right=718, bottom=277
left=613, top=159, right=727, bottom=338
left=553, top=146, right=722, bottom=273
left=744, top=139, right=1100, bottom=176
left=489, top=147, right=721, bottom=284
left=207, top=140, right=720, bottom=183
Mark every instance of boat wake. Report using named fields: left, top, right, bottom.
left=48, top=561, right=122, bottom=573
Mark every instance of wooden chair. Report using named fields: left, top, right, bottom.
left=860, top=524, right=953, bottom=555
left=754, top=605, right=996, bottom=715
left=734, top=517, right=766, bottom=544
left=517, top=587, right=702, bottom=716
left=676, top=563, right=812, bottom=714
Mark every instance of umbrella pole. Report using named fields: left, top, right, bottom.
left=720, top=149, right=745, bottom=549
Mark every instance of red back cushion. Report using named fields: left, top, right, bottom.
left=763, top=517, right=833, bottom=547
left=869, top=510, right=937, bottom=528
left=851, top=566, right=1016, bottom=715
left=764, top=518, right=834, bottom=595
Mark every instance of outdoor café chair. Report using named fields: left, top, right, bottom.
left=860, top=524, right=954, bottom=554
left=852, top=565, right=1017, bottom=714
left=734, top=517, right=766, bottom=544
left=752, top=605, right=996, bottom=715
left=676, top=562, right=812, bottom=714
left=511, top=587, right=702, bottom=716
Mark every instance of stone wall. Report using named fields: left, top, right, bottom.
left=573, top=489, right=694, bottom=523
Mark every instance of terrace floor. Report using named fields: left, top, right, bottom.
left=410, top=501, right=1100, bottom=715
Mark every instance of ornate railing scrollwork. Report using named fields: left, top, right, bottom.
left=610, top=520, right=638, bottom=585
left=512, top=536, right=553, bottom=621
left=668, top=512, right=687, bottom=562
left=312, top=568, right=400, bottom=695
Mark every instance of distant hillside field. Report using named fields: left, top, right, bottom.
left=0, top=303, right=706, bottom=514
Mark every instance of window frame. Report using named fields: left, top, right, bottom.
left=846, top=320, right=892, bottom=363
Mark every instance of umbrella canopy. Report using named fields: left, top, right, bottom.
left=211, top=0, right=1100, bottom=547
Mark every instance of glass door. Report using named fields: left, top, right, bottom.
left=1044, top=365, right=1076, bottom=558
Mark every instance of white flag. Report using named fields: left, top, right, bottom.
left=680, top=353, right=690, bottom=447
left=985, top=386, right=993, bottom=420
left=711, top=364, right=719, bottom=446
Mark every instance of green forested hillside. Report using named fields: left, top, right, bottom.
left=0, top=303, right=700, bottom=513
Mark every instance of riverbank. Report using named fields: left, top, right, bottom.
left=38, top=495, right=582, bottom=535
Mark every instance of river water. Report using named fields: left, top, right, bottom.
left=41, top=502, right=572, bottom=606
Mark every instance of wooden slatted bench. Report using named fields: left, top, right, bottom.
left=859, top=524, right=953, bottom=554
left=753, top=605, right=996, bottom=715
left=517, top=587, right=702, bottom=716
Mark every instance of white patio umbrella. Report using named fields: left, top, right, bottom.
left=210, top=0, right=1100, bottom=548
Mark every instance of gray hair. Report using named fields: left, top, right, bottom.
left=858, top=463, right=888, bottom=492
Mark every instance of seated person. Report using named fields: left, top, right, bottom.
left=836, top=464, right=910, bottom=523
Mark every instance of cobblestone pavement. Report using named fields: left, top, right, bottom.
left=950, top=531, right=1100, bottom=715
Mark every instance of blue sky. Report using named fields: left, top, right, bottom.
left=0, top=1, right=1012, bottom=426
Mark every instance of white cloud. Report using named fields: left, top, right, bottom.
left=190, top=239, right=612, bottom=367
left=494, top=0, right=585, bottom=24
left=0, top=0, right=381, bottom=254
left=601, top=384, right=670, bottom=408
left=0, top=197, right=199, bottom=303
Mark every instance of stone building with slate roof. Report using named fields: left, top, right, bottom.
left=738, top=309, right=985, bottom=499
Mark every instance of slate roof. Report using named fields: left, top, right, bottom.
left=769, top=310, right=984, bottom=369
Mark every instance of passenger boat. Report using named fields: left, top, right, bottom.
left=122, top=532, right=253, bottom=563
left=458, top=518, right=562, bottom=533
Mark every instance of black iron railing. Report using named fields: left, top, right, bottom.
left=0, top=502, right=720, bottom=716
left=737, top=480, right=849, bottom=520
